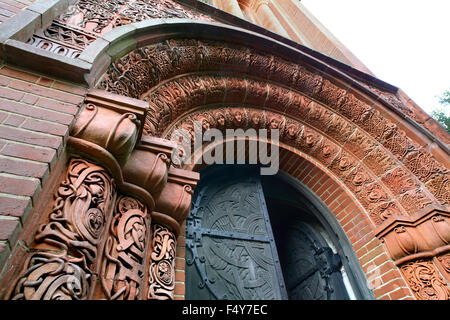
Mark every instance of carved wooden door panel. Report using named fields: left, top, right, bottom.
left=278, top=221, right=350, bottom=300
left=185, top=169, right=288, bottom=300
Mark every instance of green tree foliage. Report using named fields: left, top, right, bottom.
left=432, top=90, right=450, bottom=133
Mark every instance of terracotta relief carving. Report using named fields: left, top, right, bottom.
left=376, top=206, right=450, bottom=266
left=356, top=182, right=389, bottom=211
left=97, top=40, right=447, bottom=201
left=398, top=189, right=433, bottom=214
left=404, top=149, right=445, bottom=184
left=10, top=158, right=116, bottom=300
left=344, top=129, right=378, bottom=159
left=101, top=195, right=148, bottom=300
left=26, top=21, right=96, bottom=58
left=328, top=150, right=358, bottom=179
left=400, top=259, right=449, bottom=300
left=54, top=0, right=212, bottom=36
left=122, top=136, right=174, bottom=198
left=148, top=224, right=176, bottom=300
left=363, top=146, right=398, bottom=176
left=344, top=165, right=375, bottom=194
left=71, top=90, right=147, bottom=165
left=11, top=253, right=90, bottom=300
left=381, top=167, right=419, bottom=196
left=315, top=79, right=347, bottom=107
left=154, top=167, right=199, bottom=225
left=426, top=173, right=450, bottom=205
left=370, top=202, right=404, bottom=226
left=434, top=253, right=450, bottom=281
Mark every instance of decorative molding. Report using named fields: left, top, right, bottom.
left=122, top=135, right=175, bottom=198
left=375, top=205, right=450, bottom=265
left=400, top=259, right=449, bottom=300
left=100, top=195, right=149, bottom=300
left=154, top=166, right=199, bottom=226
left=9, top=158, right=116, bottom=300
left=147, top=224, right=176, bottom=300
left=71, top=89, right=148, bottom=166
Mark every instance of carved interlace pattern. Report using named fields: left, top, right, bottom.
left=400, top=260, right=450, bottom=300
left=101, top=195, right=148, bottom=300
left=148, top=224, right=176, bottom=300
left=58, top=0, right=212, bottom=35
left=11, top=158, right=115, bottom=300
left=26, top=0, right=213, bottom=58
left=98, top=38, right=449, bottom=215
left=26, top=21, right=97, bottom=58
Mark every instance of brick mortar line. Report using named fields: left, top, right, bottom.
left=368, top=267, right=402, bottom=283
left=0, top=192, right=30, bottom=200
left=7, top=77, right=86, bottom=100
left=0, top=153, right=51, bottom=167
left=358, top=243, right=384, bottom=261
left=1, top=110, right=71, bottom=127
left=0, top=171, right=41, bottom=182
left=0, top=215, right=21, bottom=222
left=0, top=97, right=78, bottom=118
left=374, top=277, right=410, bottom=293
left=341, top=208, right=368, bottom=230
left=361, top=251, right=390, bottom=269
left=0, top=137, right=58, bottom=152
left=0, top=124, right=64, bottom=140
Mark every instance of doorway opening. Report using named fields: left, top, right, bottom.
left=185, top=165, right=373, bottom=300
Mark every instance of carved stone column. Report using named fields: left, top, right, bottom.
left=375, top=205, right=450, bottom=300
left=5, top=89, right=150, bottom=300
left=97, top=195, right=150, bottom=300
left=146, top=167, right=199, bottom=300
left=8, top=158, right=116, bottom=300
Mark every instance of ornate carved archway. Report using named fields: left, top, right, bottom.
left=1, top=19, right=449, bottom=300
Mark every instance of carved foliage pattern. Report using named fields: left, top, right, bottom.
left=101, top=195, right=149, bottom=300
left=400, top=260, right=450, bottom=300
left=148, top=224, right=176, bottom=300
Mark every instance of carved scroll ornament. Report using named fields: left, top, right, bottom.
left=10, top=158, right=115, bottom=300
left=401, top=259, right=449, bottom=300
left=148, top=224, right=176, bottom=300
left=101, top=195, right=149, bottom=300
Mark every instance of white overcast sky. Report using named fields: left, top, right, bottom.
left=301, top=0, right=450, bottom=116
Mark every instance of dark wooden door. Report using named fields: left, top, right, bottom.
left=185, top=166, right=350, bottom=300
left=185, top=168, right=287, bottom=300
left=277, top=220, right=350, bottom=300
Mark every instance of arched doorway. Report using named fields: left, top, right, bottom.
left=185, top=164, right=372, bottom=300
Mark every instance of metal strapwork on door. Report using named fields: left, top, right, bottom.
left=185, top=170, right=287, bottom=300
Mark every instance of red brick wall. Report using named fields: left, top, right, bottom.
left=0, top=63, right=86, bottom=272
left=176, top=144, right=415, bottom=300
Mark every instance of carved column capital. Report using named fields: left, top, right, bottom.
left=153, top=166, right=200, bottom=236
left=122, top=136, right=175, bottom=198
left=71, top=89, right=148, bottom=166
left=375, top=205, right=450, bottom=265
